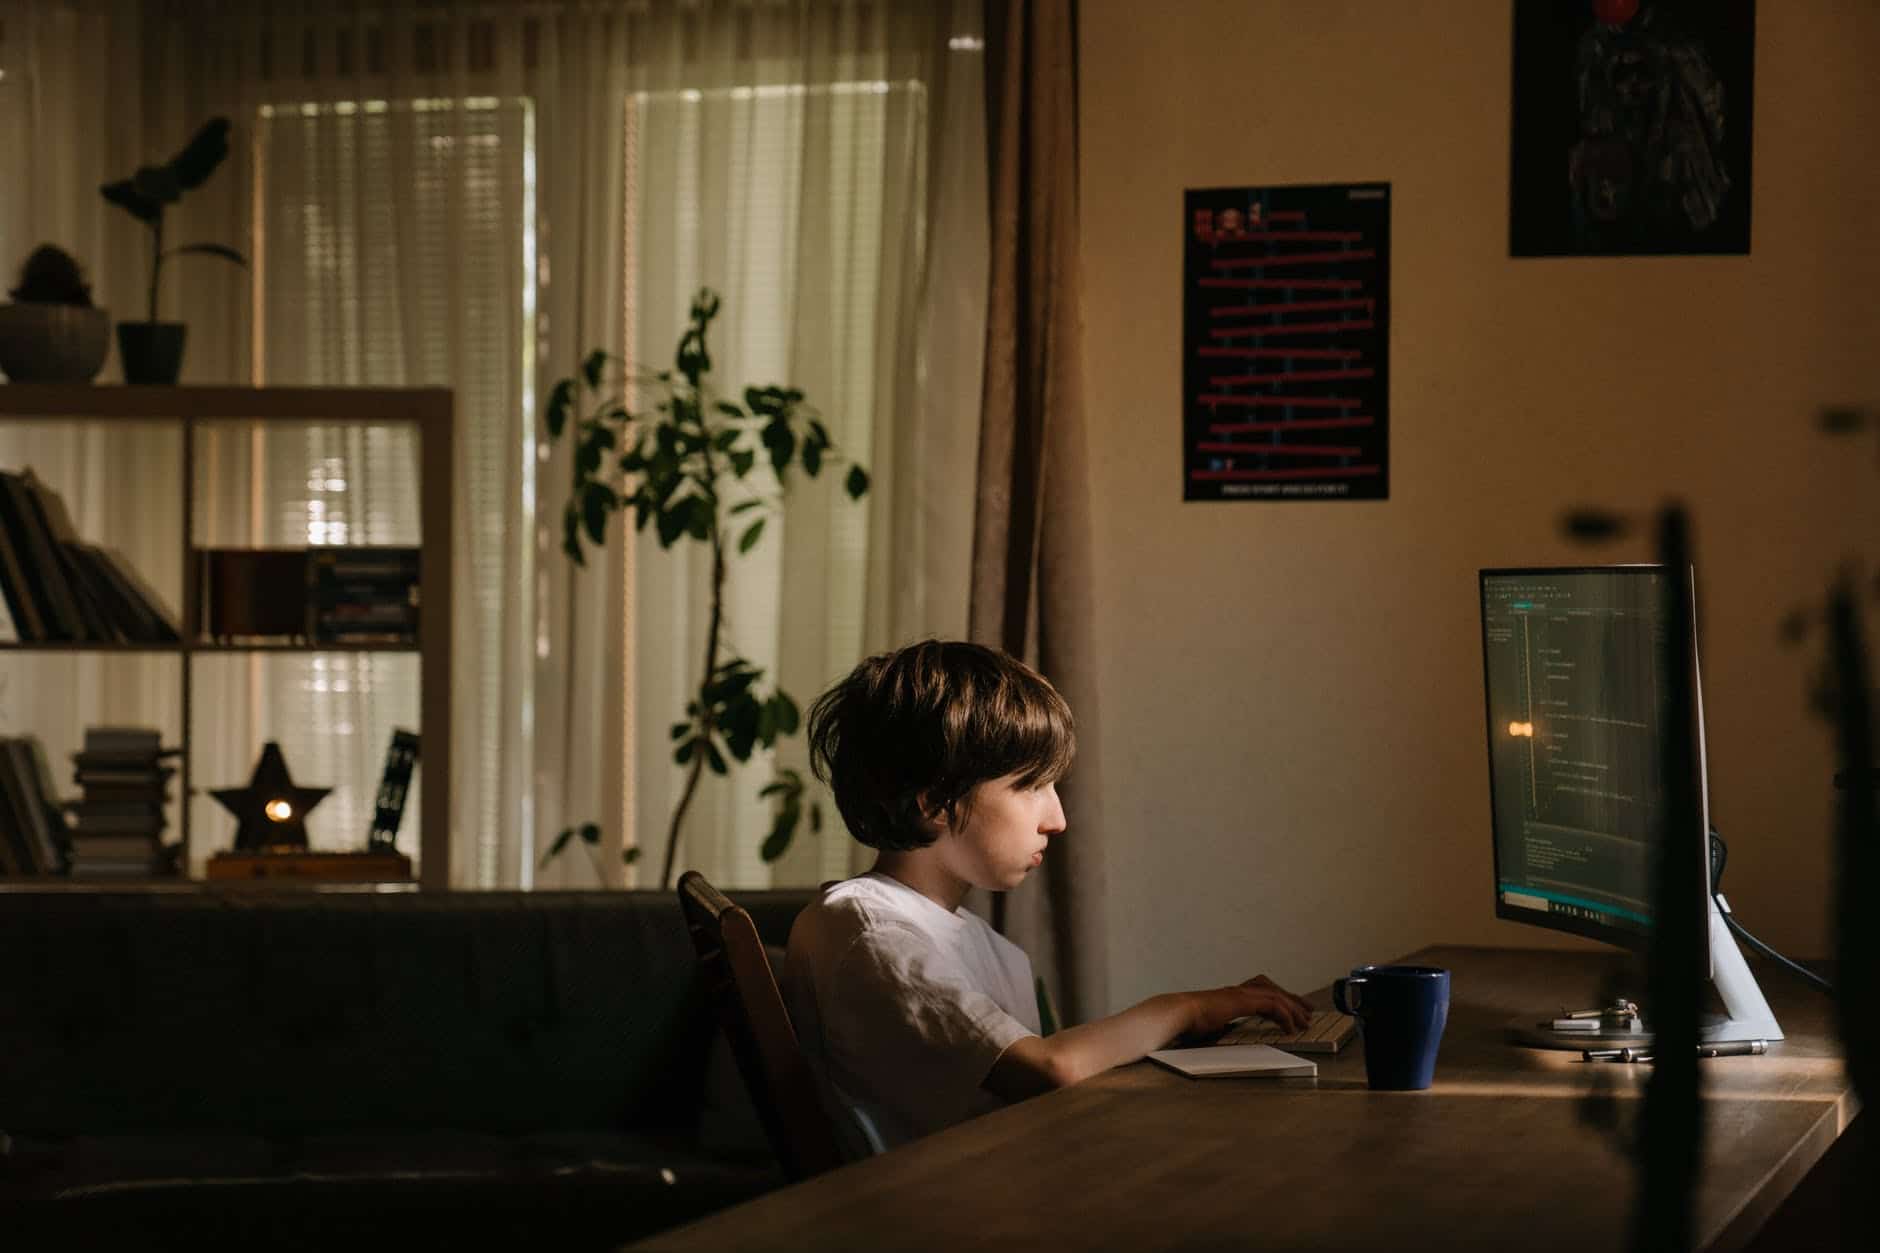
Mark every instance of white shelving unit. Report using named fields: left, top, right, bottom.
left=0, top=384, right=453, bottom=888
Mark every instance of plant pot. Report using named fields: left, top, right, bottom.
left=116, top=321, right=188, bottom=384
left=0, top=303, right=112, bottom=382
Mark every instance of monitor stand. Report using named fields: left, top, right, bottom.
left=1507, top=895, right=1786, bottom=1051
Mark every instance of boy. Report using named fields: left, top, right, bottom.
left=785, top=640, right=1313, bottom=1157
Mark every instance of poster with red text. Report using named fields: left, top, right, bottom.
left=1183, top=183, right=1389, bottom=502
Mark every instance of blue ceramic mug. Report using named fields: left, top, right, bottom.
left=1332, top=964, right=1450, bottom=1090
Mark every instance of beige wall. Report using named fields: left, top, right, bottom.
left=1079, top=0, right=1880, bottom=1013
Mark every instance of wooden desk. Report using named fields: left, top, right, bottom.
left=634, top=946, right=1856, bottom=1251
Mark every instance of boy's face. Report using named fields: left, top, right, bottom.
left=936, top=774, right=1066, bottom=892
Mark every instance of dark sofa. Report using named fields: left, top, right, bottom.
left=0, top=887, right=810, bottom=1251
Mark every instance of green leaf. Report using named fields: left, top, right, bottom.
left=730, top=450, right=755, bottom=477
left=675, top=738, right=697, bottom=765
left=164, top=242, right=249, bottom=268
left=738, top=518, right=766, bottom=554
left=101, top=176, right=160, bottom=223
left=656, top=504, right=686, bottom=548
left=729, top=498, right=765, bottom=515
left=579, top=822, right=601, bottom=846
left=133, top=165, right=182, bottom=206
left=623, top=846, right=642, bottom=865
left=722, top=695, right=761, bottom=761
left=684, top=495, right=711, bottom=541
left=761, top=806, right=799, bottom=862
left=582, top=482, right=613, bottom=545
left=540, top=827, right=576, bottom=867
left=705, top=665, right=760, bottom=705
left=562, top=504, right=585, bottom=565
left=772, top=691, right=800, bottom=735
left=810, top=803, right=823, bottom=833
left=574, top=438, right=604, bottom=479
left=704, top=741, right=729, bottom=775
left=582, top=349, right=609, bottom=389
left=715, top=401, right=745, bottom=419
left=808, top=419, right=831, bottom=448
left=757, top=779, right=793, bottom=799
left=845, top=464, right=870, bottom=499
left=756, top=699, right=778, bottom=745
left=670, top=721, right=691, bottom=740
left=763, top=420, right=797, bottom=476
left=545, top=379, right=575, bottom=439
left=713, top=428, right=742, bottom=452
left=802, top=442, right=823, bottom=476
left=168, top=118, right=232, bottom=190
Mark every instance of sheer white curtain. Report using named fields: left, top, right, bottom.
left=619, top=3, right=987, bottom=888
left=0, top=0, right=985, bottom=889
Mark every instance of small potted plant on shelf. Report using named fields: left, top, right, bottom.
left=0, top=244, right=111, bottom=383
left=100, top=116, right=248, bottom=383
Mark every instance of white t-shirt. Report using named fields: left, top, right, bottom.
left=784, top=871, right=1040, bottom=1156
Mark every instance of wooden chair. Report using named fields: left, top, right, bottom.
left=677, top=870, right=846, bottom=1181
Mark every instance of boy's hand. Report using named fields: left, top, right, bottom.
left=1187, top=976, right=1313, bottom=1037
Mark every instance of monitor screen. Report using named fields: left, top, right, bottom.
left=1479, top=566, right=1678, bottom=950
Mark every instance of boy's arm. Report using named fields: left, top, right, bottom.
left=983, top=977, right=1312, bottom=1101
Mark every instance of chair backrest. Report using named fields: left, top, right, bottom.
left=677, top=870, right=845, bottom=1181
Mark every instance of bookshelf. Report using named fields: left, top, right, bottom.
left=0, top=385, right=453, bottom=889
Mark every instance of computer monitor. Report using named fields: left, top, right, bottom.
left=1478, top=565, right=1782, bottom=1046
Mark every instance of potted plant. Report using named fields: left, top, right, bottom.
left=100, top=117, right=248, bottom=383
left=539, top=289, right=870, bottom=887
left=0, top=244, right=112, bottom=383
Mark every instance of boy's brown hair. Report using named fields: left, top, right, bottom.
left=806, top=640, right=1075, bottom=852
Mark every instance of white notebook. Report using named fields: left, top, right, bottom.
left=1147, top=1043, right=1319, bottom=1079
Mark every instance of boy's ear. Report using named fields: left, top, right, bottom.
left=915, top=789, right=953, bottom=835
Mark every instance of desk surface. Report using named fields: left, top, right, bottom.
left=636, top=946, right=1855, bottom=1252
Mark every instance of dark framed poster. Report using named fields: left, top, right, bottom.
left=1183, top=183, right=1389, bottom=502
left=1511, top=0, right=1756, bottom=257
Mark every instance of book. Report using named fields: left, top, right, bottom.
left=6, top=738, right=68, bottom=871
left=73, top=769, right=176, bottom=788
left=0, top=744, right=49, bottom=873
left=5, top=469, right=89, bottom=640
left=0, top=756, right=33, bottom=874
left=0, top=495, right=40, bottom=639
left=23, top=471, right=114, bottom=641
left=0, top=469, right=74, bottom=639
left=68, top=832, right=164, bottom=857
left=62, top=545, right=140, bottom=642
left=1145, top=1044, right=1319, bottom=1079
left=91, top=546, right=179, bottom=641
left=81, top=726, right=166, bottom=753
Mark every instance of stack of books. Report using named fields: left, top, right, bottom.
left=0, top=736, right=69, bottom=876
left=309, top=547, right=420, bottom=644
left=0, top=467, right=180, bottom=643
left=67, top=727, right=177, bottom=879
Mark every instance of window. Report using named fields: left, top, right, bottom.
left=239, top=96, right=537, bottom=883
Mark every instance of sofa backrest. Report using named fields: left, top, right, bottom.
left=0, top=888, right=807, bottom=1138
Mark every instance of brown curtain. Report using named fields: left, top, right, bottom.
left=970, top=0, right=1107, bottom=1025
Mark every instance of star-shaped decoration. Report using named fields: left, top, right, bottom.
left=212, top=741, right=331, bottom=852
